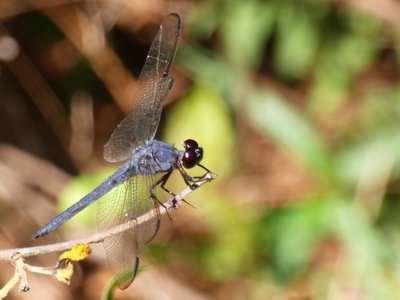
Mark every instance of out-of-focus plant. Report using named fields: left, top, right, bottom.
left=172, top=0, right=400, bottom=298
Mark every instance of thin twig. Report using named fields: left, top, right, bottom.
left=0, top=172, right=215, bottom=260
left=12, top=254, right=30, bottom=292
left=0, top=253, right=32, bottom=299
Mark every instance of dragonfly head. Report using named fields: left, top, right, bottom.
left=181, top=139, right=203, bottom=169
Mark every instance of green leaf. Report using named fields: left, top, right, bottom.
left=177, top=43, right=231, bottom=93
left=309, top=10, right=381, bottom=113
left=275, top=3, right=322, bottom=79
left=335, top=130, right=400, bottom=186
left=220, top=1, right=276, bottom=70
left=260, top=198, right=332, bottom=283
left=246, top=88, right=331, bottom=174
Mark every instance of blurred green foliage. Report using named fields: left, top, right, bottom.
left=177, top=0, right=400, bottom=298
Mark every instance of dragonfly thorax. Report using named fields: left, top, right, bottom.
left=131, top=139, right=181, bottom=175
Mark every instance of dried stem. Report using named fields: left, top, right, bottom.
left=0, top=172, right=214, bottom=297
left=0, top=172, right=214, bottom=260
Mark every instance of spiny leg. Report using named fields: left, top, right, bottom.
left=149, top=170, right=174, bottom=221
left=156, top=169, right=196, bottom=210
left=176, top=166, right=213, bottom=208
left=156, top=171, right=197, bottom=209
left=198, top=163, right=212, bottom=177
left=188, top=163, right=213, bottom=181
left=178, top=166, right=207, bottom=190
left=160, top=171, right=176, bottom=198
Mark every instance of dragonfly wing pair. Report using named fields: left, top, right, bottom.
left=104, top=13, right=181, bottom=163
left=98, top=13, right=181, bottom=289
left=97, top=174, right=160, bottom=289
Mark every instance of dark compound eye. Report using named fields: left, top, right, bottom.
left=182, top=150, right=197, bottom=168
left=182, top=140, right=203, bottom=168
left=183, top=139, right=198, bottom=151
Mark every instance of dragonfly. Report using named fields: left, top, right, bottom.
left=32, top=12, right=211, bottom=289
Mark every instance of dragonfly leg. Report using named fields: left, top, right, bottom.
left=177, top=165, right=209, bottom=190
left=198, top=163, right=212, bottom=177
left=159, top=173, right=190, bottom=209
left=187, top=163, right=213, bottom=181
left=154, top=169, right=195, bottom=210
left=175, top=165, right=213, bottom=208
left=149, top=170, right=174, bottom=221
left=160, top=171, right=176, bottom=198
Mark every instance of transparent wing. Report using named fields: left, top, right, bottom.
left=97, top=172, right=160, bottom=289
left=104, top=13, right=181, bottom=162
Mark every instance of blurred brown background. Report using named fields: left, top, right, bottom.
left=1, top=0, right=400, bottom=299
